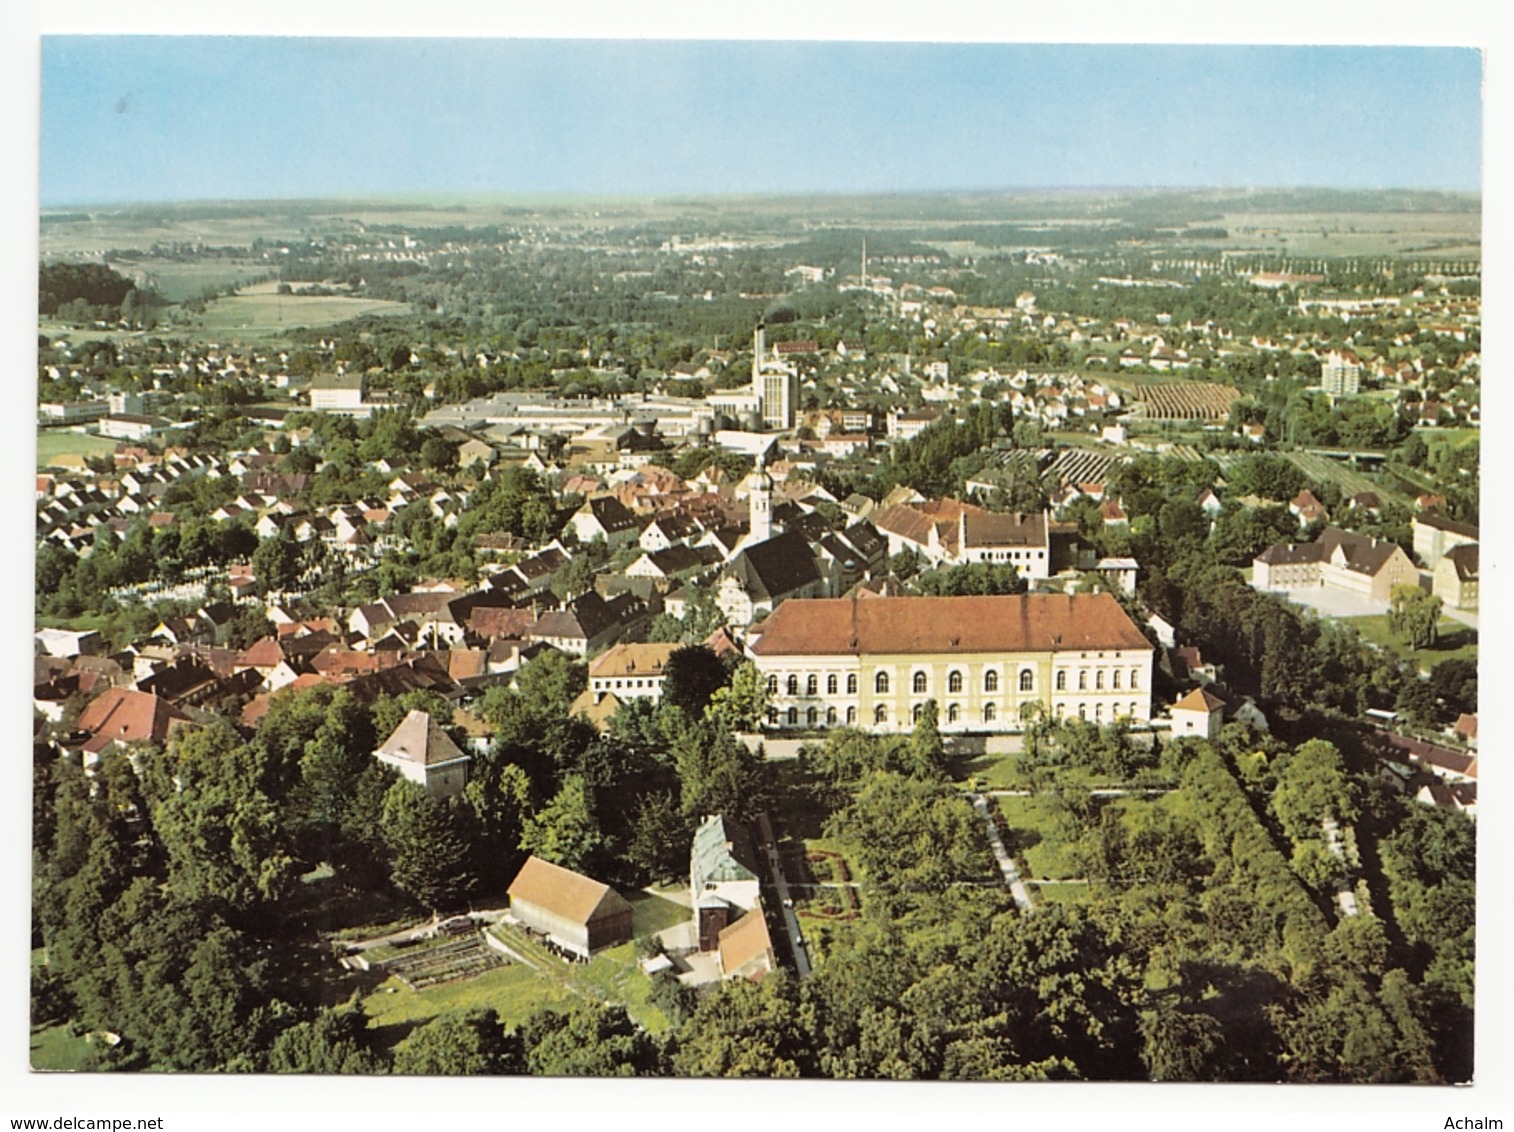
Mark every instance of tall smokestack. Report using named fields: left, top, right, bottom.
left=753, top=321, right=765, bottom=387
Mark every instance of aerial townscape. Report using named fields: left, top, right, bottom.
left=28, top=39, right=1479, bottom=1093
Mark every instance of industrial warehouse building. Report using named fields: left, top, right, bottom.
left=506, top=856, right=634, bottom=958
left=749, top=592, right=1153, bottom=734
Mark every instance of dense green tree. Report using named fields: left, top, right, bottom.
left=1387, top=584, right=1442, bottom=650
left=266, top=1006, right=383, bottom=1074
left=147, top=723, right=300, bottom=915
left=672, top=721, right=770, bottom=823
left=391, top=1008, right=521, bottom=1076
left=908, top=699, right=947, bottom=780
left=670, top=973, right=811, bottom=1078
left=825, top=773, right=989, bottom=896
left=1271, top=739, right=1356, bottom=843
left=380, top=781, right=475, bottom=911
left=1139, top=993, right=1227, bottom=1081
left=523, top=1003, right=661, bottom=1077
left=661, top=644, right=730, bottom=717
left=519, top=774, right=605, bottom=874
left=705, top=660, right=770, bottom=732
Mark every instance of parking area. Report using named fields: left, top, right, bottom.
left=1276, top=586, right=1389, bottom=619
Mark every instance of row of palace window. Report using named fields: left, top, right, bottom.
left=766, top=667, right=1140, bottom=698
left=767, top=699, right=1143, bottom=727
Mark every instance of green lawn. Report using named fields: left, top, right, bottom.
left=1033, top=883, right=1093, bottom=906
left=995, top=795, right=1084, bottom=881
left=36, top=430, right=118, bottom=469
left=625, top=887, right=690, bottom=939
left=1346, top=614, right=1478, bottom=668
left=29, top=1024, right=97, bottom=1072
left=360, top=963, right=576, bottom=1047
left=954, top=751, right=1030, bottom=790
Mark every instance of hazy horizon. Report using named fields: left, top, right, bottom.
left=38, top=185, right=1486, bottom=213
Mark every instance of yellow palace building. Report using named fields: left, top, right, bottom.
left=749, top=592, right=1153, bottom=734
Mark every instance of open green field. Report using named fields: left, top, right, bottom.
left=36, top=430, right=117, bottom=468
left=192, top=282, right=411, bottom=341
left=955, top=751, right=1029, bottom=790
left=1417, top=428, right=1480, bottom=449
left=112, top=259, right=271, bottom=302
left=1345, top=614, right=1478, bottom=669
left=996, top=794, right=1085, bottom=881
left=360, top=962, right=576, bottom=1047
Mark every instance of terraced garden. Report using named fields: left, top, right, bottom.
left=362, top=930, right=504, bottom=990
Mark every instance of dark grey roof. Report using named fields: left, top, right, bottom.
left=1444, top=542, right=1479, bottom=581
left=724, top=530, right=822, bottom=603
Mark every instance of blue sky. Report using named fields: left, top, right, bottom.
left=40, top=38, right=1482, bottom=205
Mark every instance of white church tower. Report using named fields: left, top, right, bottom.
left=747, top=455, right=774, bottom=544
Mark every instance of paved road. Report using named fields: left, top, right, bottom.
left=756, top=812, right=812, bottom=978
left=970, top=794, right=1036, bottom=915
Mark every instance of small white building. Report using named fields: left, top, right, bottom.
left=373, top=710, right=471, bottom=800
left=1171, top=687, right=1225, bottom=741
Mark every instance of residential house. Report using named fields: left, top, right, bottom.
left=587, top=642, right=679, bottom=703
left=528, top=591, right=649, bottom=657
left=73, top=688, right=191, bottom=768
left=718, top=911, right=777, bottom=982
left=1171, top=687, right=1226, bottom=740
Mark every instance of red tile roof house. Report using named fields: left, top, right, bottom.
left=73, top=687, right=191, bottom=769
left=718, top=909, right=778, bottom=982
left=506, top=856, right=634, bottom=959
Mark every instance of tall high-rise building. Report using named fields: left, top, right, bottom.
left=1321, top=348, right=1361, bottom=396
left=750, top=321, right=798, bottom=430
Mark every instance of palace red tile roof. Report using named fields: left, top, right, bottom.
left=750, top=593, right=1150, bottom=657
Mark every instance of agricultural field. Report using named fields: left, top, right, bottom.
left=189, top=281, right=411, bottom=341
left=1130, top=382, right=1241, bottom=421
left=36, top=430, right=118, bottom=469
left=110, top=258, right=272, bottom=302
left=1213, top=209, right=1481, bottom=259
left=1283, top=451, right=1409, bottom=505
